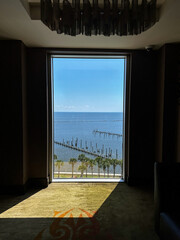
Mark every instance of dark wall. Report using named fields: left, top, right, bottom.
left=127, top=51, right=157, bottom=185
left=0, top=41, right=27, bottom=191
left=154, top=47, right=165, bottom=163
left=155, top=44, right=180, bottom=163
left=0, top=42, right=49, bottom=192
left=26, top=48, right=49, bottom=185
left=2, top=40, right=179, bottom=192
left=163, top=44, right=180, bottom=163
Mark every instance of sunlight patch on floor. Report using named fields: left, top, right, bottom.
left=0, top=183, right=118, bottom=218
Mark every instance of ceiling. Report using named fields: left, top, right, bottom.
left=0, top=0, right=179, bottom=49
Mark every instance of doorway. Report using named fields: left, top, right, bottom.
left=51, top=55, right=127, bottom=182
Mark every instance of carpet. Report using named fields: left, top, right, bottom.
left=0, top=183, right=159, bottom=240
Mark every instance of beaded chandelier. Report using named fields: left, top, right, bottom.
left=41, top=0, right=158, bottom=36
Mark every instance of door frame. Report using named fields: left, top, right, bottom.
left=47, top=50, right=131, bottom=183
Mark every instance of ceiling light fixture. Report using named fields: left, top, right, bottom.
left=41, top=0, right=158, bottom=36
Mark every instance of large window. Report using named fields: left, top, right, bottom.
left=52, top=56, right=126, bottom=181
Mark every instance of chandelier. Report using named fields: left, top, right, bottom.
left=41, top=0, right=158, bottom=36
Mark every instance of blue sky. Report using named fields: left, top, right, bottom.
left=53, top=58, right=125, bottom=112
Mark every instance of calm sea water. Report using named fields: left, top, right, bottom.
left=54, top=112, right=123, bottom=174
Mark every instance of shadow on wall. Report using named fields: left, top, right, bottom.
left=0, top=184, right=158, bottom=240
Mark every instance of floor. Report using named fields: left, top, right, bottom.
left=0, top=183, right=159, bottom=240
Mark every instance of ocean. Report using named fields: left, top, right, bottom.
left=54, top=112, right=123, bottom=174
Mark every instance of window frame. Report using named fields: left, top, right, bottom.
left=47, top=50, right=131, bottom=183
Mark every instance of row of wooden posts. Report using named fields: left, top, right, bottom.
left=55, top=138, right=120, bottom=159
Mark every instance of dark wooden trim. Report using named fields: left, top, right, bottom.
left=27, top=47, right=147, bottom=54
left=124, top=54, right=132, bottom=183
left=47, top=53, right=53, bottom=183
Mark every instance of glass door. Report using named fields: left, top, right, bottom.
left=52, top=56, right=126, bottom=181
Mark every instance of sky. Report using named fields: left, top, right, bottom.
left=53, top=57, right=125, bottom=112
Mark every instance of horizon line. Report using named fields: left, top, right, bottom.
left=54, top=111, right=123, bottom=113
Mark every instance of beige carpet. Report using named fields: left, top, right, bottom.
left=0, top=183, right=159, bottom=240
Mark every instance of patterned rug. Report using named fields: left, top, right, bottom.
left=0, top=183, right=159, bottom=240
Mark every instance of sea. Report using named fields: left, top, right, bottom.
left=54, top=112, right=123, bottom=174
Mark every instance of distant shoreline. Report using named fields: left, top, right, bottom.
left=54, top=172, right=121, bottom=176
